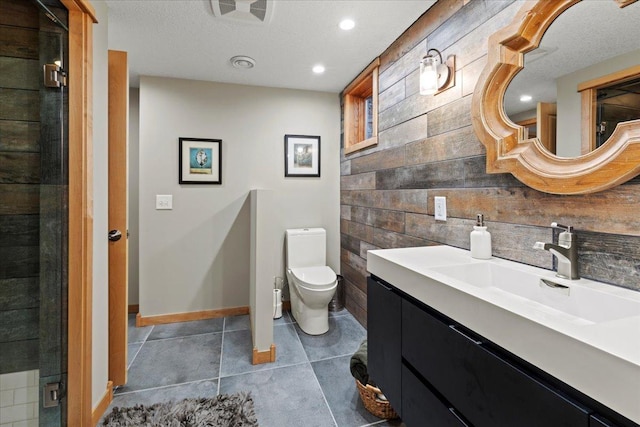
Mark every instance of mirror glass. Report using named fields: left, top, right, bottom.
left=503, top=0, right=640, bottom=158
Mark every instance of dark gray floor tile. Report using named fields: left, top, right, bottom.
left=274, top=310, right=294, bottom=325
left=312, top=355, right=381, bottom=427
left=224, top=312, right=293, bottom=333
left=112, top=310, right=376, bottom=426
left=127, top=342, right=142, bottom=369
left=103, top=379, right=219, bottom=424
left=329, top=307, right=350, bottom=317
left=219, top=363, right=336, bottom=427
left=116, top=333, right=222, bottom=393
left=220, top=323, right=308, bottom=377
left=128, top=314, right=153, bottom=344
left=147, top=318, right=224, bottom=340
left=296, top=313, right=366, bottom=362
left=224, top=314, right=250, bottom=331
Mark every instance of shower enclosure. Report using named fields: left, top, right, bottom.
left=0, top=0, right=69, bottom=425
left=595, top=77, right=640, bottom=148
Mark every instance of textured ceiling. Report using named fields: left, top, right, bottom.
left=105, top=0, right=436, bottom=93
left=504, top=0, right=640, bottom=116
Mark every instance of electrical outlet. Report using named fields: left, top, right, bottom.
left=156, top=195, right=173, bottom=210
left=434, top=196, right=447, bottom=221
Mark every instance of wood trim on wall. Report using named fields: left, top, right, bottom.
left=91, top=380, right=113, bottom=426
left=252, top=344, right=276, bottom=365
left=64, top=0, right=97, bottom=22
left=580, top=88, right=597, bottom=154
left=128, top=304, right=139, bottom=314
left=135, top=306, right=250, bottom=327
left=60, top=0, right=97, bottom=425
left=343, top=58, right=380, bottom=155
left=577, top=64, right=640, bottom=93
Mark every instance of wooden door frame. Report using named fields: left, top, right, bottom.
left=60, top=0, right=97, bottom=425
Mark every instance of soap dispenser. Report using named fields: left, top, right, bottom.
left=470, top=214, right=492, bottom=259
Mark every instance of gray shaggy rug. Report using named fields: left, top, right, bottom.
left=101, top=392, right=257, bottom=427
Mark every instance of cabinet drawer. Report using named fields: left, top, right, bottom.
left=402, top=299, right=590, bottom=427
left=590, top=415, right=624, bottom=427
left=402, top=364, right=469, bottom=427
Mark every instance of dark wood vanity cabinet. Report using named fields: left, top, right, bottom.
left=367, top=276, right=638, bottom=427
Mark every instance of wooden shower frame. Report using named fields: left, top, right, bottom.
left=60, top=0, right=97, bottom=425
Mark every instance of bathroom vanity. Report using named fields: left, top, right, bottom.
left=366, top=246, right=640, bottom=427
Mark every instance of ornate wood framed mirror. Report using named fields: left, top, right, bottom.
left=471, top=0, right=640, bottom=195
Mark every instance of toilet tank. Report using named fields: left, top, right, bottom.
left=286, top=228, right=326, bottom=268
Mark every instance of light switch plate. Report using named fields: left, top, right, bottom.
left=434, top=196, right=447, bottom=221
left=156, top=195, right=173, bottom=210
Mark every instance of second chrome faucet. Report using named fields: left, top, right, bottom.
left=533, top=222, right=580, bottom=280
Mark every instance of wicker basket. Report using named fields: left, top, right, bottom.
left=355, top=379, right=399, bottom=419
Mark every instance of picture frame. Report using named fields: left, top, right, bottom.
left=179, top=137, right=222, bottom=184
left=284, top=134, right=321, bottom=177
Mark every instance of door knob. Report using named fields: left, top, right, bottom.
left=108, top=229, right=122, bottom=242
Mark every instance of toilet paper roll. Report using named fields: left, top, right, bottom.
left=273, top=289, right=282, bottom=319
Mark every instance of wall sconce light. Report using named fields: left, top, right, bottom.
left=420, top=48, right=455, bottom=95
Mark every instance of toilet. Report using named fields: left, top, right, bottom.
left=285, top=228, right=337, bottom=335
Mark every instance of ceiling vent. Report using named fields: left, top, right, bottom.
left=211, top=0, right=273, bottom=25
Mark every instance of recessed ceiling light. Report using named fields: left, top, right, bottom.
left=230, top=55, right=255, bottom=69
left=339, top=19, right=355, bottom=31
left=520, top=94, right=533, bottom=102
left=312, top=64, right=325, bottom=74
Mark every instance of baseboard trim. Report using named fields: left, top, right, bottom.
left=136, top=306, right=250, bottom=327
left=91, top=380, right=113, bottom=426
left=128, top=304, right=139, bottom=314
left=282, top=300, right=291, bottom=311
left=252, top=344, right=276, bottom=365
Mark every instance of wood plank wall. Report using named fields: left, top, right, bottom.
left=0, top=0, right=41, bottom=374
left=340, top=0, right=640, bottom=327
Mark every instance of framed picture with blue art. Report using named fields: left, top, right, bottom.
left=284, top=134, right=320, bottom=177
left=179, top=137, right=222, bottom=184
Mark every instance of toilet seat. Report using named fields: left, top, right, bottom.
left=289, top=266, right=336, bottom=289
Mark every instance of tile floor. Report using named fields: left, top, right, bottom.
left=101, top=309, right=404, bottom=427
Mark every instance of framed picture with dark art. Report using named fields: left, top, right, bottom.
left=179, top=137, right=222, bottom=184
left=284, top=134, right=321, bottom=177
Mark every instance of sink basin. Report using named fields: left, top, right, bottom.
left=430, top=262, right=640, bottom=324
left=370, top=245, right=480, bottom=269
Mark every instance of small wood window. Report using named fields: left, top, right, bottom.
left=343, top=58, right=379, bottom=155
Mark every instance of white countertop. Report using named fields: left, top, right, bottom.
left=367, top=245, right=640, bottom=423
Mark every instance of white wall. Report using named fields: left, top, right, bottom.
left=556, top=48, right=640, bottom=157
left=250, top=189, right=275, bottom=352
left=138, top=76, right=340, bottom=317
left=91, top=0, right=110, bottom=410
left=128, top=88, right=140, bottom=305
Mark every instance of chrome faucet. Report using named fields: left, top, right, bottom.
left=533, top=222, right=580, bottom=280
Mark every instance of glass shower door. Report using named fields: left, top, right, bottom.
left=0, top=0, right=68, bottom=425
left=36, top=1, right=69, bottom=425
